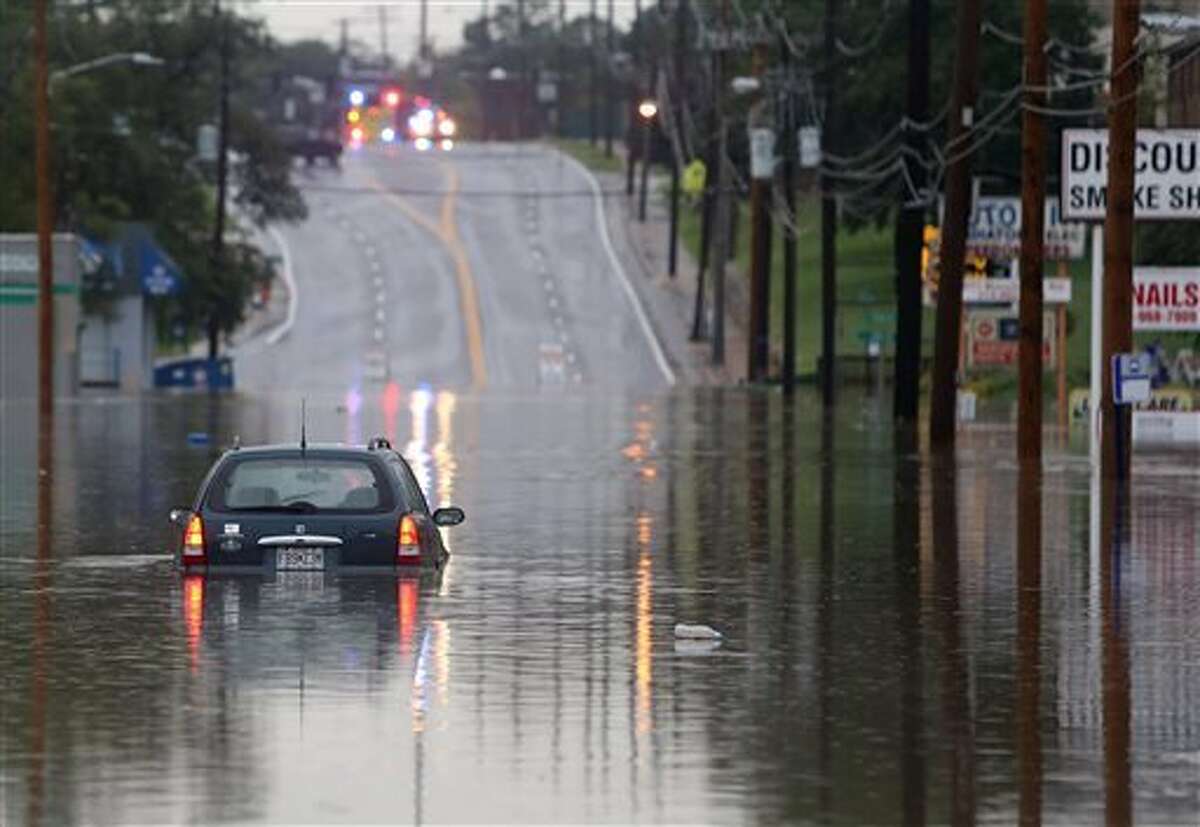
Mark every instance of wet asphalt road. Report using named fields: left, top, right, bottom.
left=2, top=146, right=1199, bottom=825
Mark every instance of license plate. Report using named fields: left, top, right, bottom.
left=277, top=548, right=325, bottom=570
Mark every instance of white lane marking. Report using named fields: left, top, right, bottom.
left=373, top=276, right=384, bottom=288
left=548, top=296, right=559, bottom=309
left=373, top=328, right=384, bottom=341
left=365, top=246, right=377, bottom=259
left=376, top=291, right=385, bottom=304
left=543, top=279, right=554, bottom=291
left=370, top=260, right=381, bottom=272
left=265, top=226, right=298, bottom=346
left=566, top=352, right=576, bottom=364
left=553, top=315, right=564, bottom=327
left=557, top=152, right=676, bottom=386
left=376, top=309, right=385, bottom=323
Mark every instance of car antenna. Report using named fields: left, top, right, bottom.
left=300, top=398, right=307, bottom=455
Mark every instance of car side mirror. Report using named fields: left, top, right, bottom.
left=169, top=508, right=192, bottom=527
left=432, top=507, right=465, bottom=527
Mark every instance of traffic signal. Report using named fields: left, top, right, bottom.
left=383, top=88, right=402, bottom=108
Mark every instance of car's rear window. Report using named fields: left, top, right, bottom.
left=207, top=456, right=396, bottom=513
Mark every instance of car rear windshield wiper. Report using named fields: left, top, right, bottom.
left=232, top=502, right=319, bottom=513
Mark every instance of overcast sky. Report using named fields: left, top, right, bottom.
left=248, top=1, right=639, bottom=63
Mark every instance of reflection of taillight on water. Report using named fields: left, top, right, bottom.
left=183, top=574, right=205, bottom=671
left=440, top=139, right=454, bottom=152
left=182, top=514, right=206, bottom=565
left=397, top=514, right=421, bottom=564
left=397, top=578, right=418, bottom=655
left=414, top=137, right=432, bottom=152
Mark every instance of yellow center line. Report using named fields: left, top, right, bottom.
left=368, top=160, right=488, bottom=388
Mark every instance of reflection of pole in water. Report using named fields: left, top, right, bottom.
left=1100, top=474, right=1131, bottom=826
left=817, top=414, right=835, bottom=815
left=930, top=456, right=976, bottom=826
left=1016, top=463, right=1043, bottom=826
left=26, top=468, right=53, bottom=827
left=893, top=427, right=925, bottom=827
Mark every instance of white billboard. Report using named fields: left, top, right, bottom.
left=1134, top=267, right=1200, bottom=331
left=1061, top=129, right=1200, bottom=220
left=966, top=196, right=1086, bottom=259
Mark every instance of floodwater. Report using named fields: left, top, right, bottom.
left=1, top=387, right=1197, bottom=825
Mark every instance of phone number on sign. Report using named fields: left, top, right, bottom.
left=1135, top=308, right=1200, bottom=330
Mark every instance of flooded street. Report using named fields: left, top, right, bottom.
left=2, top=387, right=1197, bottom=824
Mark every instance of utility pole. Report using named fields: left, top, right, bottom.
left=638, top=62, right=657, bottom=223
left=928, top=0, right=983, bottom=448
left=627, top=0, right=642, bottom=196
left=747, top=41, right=771, bottom=383
left=378, top=4, right=389, bottom=68
left=1102, top=0, right=1140, bottom=481
left=33, top=0, right=53, bottom=476
left=589, top=0, right=598, bottom=145
left=339, top=18, right=349, bottom=57
left=780, top=23, right=798, bottom=394
left=893, top=0, right=930, bottom=422
left=668, top=0, right=687, bottom=278
left=710, top=0, right=731, bottom=366
left=558, top=0, right=566, bottom=138
left=1018, top=0, right=1049, bottom=462
left=208, top=1, right=232, bottom=361
left=419, top=0, right=428, bottom=61
left=819, top=0, right=838, bottom=404
left=605, top=0, right=614, bottom=158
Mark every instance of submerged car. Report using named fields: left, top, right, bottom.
left=169, top=437, right=463, bottom=571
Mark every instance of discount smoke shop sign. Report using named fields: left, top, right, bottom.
left=1061, top=129, right=1199, bottom=220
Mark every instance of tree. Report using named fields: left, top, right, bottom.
left=0, top=0, right=307, bottom=353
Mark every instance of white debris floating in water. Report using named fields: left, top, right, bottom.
left=674, top=623, right=723, bottom=640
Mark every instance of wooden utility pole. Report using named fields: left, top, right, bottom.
left=893, top=0, right=930, bottom=422
left=710, top=0, right=731, bottom=366
left=589, top=0, right=598, bottom=145
left=668, top=0, right=687, bottom=278
left=929, top=0, right=983, bottom=448
left=378, top=4, right=389, bottom=67
left=34, top=0, right=54, bottom=475
left=781, top=24, right=798, bottom=394
left=1018, top=0, right=1049, bottom=462
left=208, top=2, right=231, bottom=361
left=748, top=41, right=771, bottom=383
left=605, top=0, right=614, bottom=158
left=1102, top=0, right=1140, bottom=481
left=819, top=0, right=838, bottom=404
left=558, top=0, right=566, bottom=137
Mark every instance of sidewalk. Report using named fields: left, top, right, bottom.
left=567, top=141, right=749, bottom=386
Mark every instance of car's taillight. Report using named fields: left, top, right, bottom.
left=182, top=514, right=207, bottom=565
left=396, top=514, right=420, bottom=564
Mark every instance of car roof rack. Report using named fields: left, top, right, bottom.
left=367, top=436, right=392, bottom=451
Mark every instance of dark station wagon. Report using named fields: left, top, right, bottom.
left=169, top=437, right=464, bottom=572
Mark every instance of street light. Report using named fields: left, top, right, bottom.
left=35, top=45, right=165, bottom=478
left=637, top=99, right=659, bottom=121
left=49, top=52, right=165, bottom=88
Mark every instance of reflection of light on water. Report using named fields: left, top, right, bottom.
left=635, top=512, right=653, bottom=735
left=412, top=626, right=432, bottom=732
left=183, top=575, right=205, bottom=673
left=397, top=578, right=418, bottom=657
left=406, top=389, right=433, bottom=502
left=433, top=620, right=450, bottom=706
left=432, top=392, right=458, bottom=569
left=345, top=386, right=362, bottom=445
left=383, top=382, right=402, bottom=446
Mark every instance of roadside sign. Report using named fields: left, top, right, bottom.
left=962, top=277, right=1072, bottom=305
left=966, top=196, right=1086, bottom=259
left=681, top=159, right=706, bottom=198
left=1133, top=267, right=1200, bottom=331
left=1112, top=353, right=1153, bottom=405
left=1061, top=129, right=1200, bottom=221
left=966, top=309, right=1055, bottom=367
left=749, top=128, right=775, bottom=179
left=799, top=127, right=821, bottom=168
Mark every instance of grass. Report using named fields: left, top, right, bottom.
left=548, top=137, right=626, bottom=175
